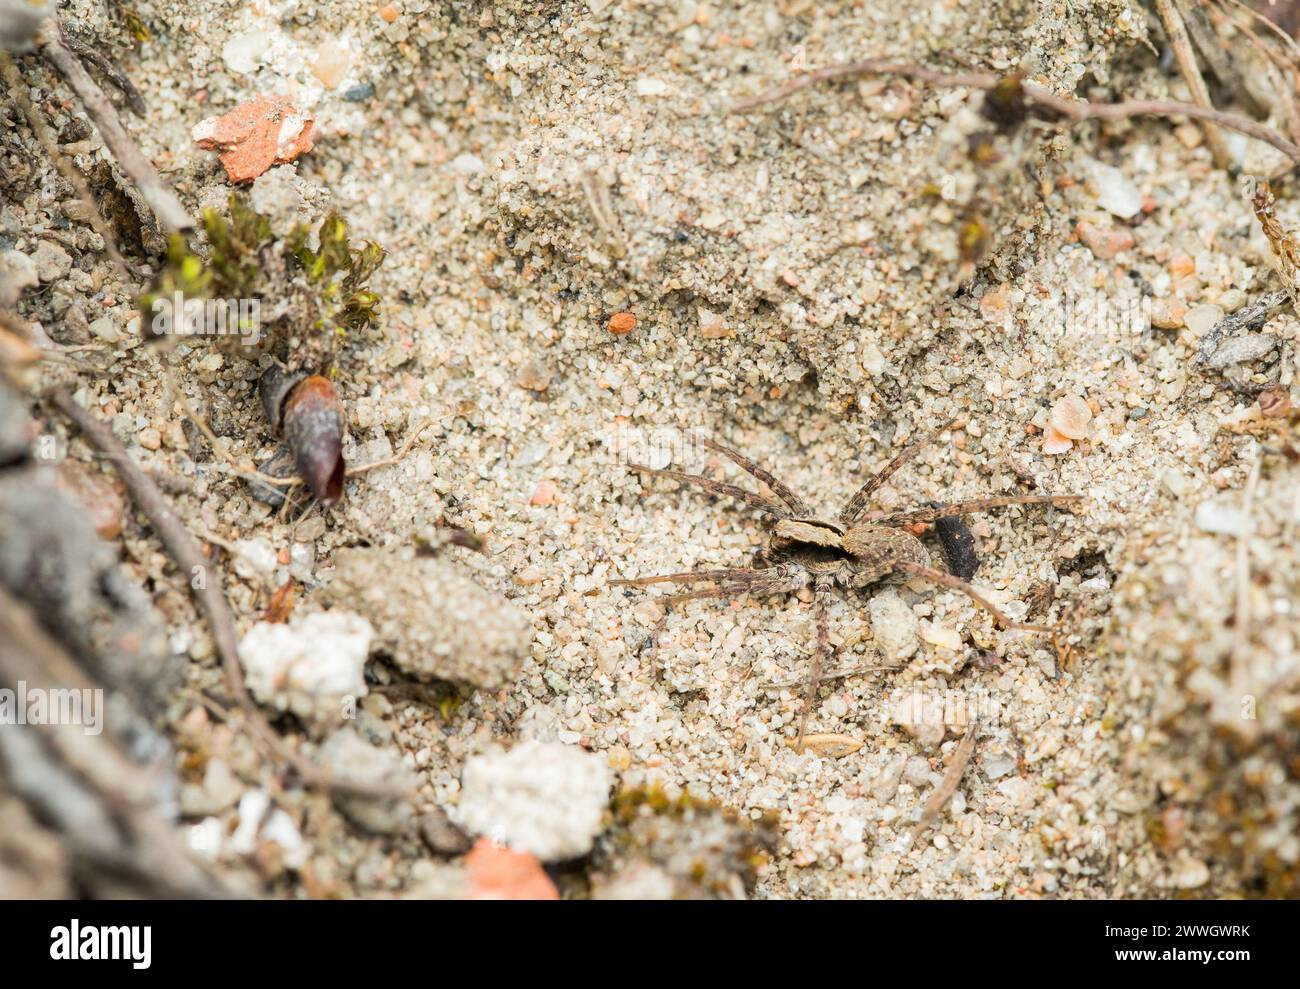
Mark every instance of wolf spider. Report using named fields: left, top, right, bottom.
left=609, top=421, right=1082, bottom=751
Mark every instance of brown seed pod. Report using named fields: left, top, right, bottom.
left=282, top=375, right=345, bottom=507
left=258, top=365, right=307, bottom=435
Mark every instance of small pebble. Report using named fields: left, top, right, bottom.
left=1184, top=304, right=1223, bottom=337
left=464, top=838, right=559, bottom=899
left=1149, top=299, right=1185, bottom=330
left=918, top=621, right=962, bottom=651
left=193, top=94, right=315, bottom=183
left=1195, top=500, right=1249, bottom=537
left=1203, top=334, right=1277, bottom=369
left=241, top=611, right=373, bottom=730
left=1173, top=857, right=1210, bottom=890
left=635, top=78, right=669, bottom=97
left=517, top=362, right=552, bottom=391
left=88, top=315, right=120, bottom=342
left=1160, top=469, right=1188, bottom=498
left=1041, top=425, right=1073, bottom=455
left=868, top=590, right=918, bottom=665
left=1049, top=395, right=1092, bottom=439
left=1218, top=289, right=1247, bottom=313
left=313, top=40, right=353, bottom=90
left=1085, top=159, right=1142, bottom=219
left=697, top=308, right=731, bottom=339
left=607, top=311, right=636, bottom=334
left=1077, top=220, right=1134, bottom=260
left=32, top=241, right=72, bottom=282
left=1258, top=388, right=1290, bottom=419
left=454, top=741, right=611, bottom=861
left=903, top=756, right=932, bottom=787
left=531, top=478, right=557, bottom=506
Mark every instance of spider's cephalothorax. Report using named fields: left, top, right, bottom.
left=609, top=422, right=1083, bottom=751
left=764, top=518, right=931, bottom=587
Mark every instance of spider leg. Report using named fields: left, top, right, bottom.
left=795, top=576, right=835, bottom=753
left=838, top=418, right=956, bottom=526
left=629, top=463, right=790, bottom=517
left=893, top=560, right=1049, bottom=632
left=873, top=494, right=1083, bottom=527
left=608, top=566, right=773, bottom=589
left=634, top=571, right=795, bottom=667
left=698, top=437, right=809, bottom=515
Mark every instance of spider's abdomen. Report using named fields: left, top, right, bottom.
left=841, top=524, right=930, bottom=584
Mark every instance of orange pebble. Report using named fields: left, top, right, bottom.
left=607, top=312, right=636, bottom=334
left=1041, top=424, right=1073, bottom=455
left=379, top=2, right=399, bottom=22
left=531, top=479, right=557, bottom=506
left=464, top=839, right=559, bottom=900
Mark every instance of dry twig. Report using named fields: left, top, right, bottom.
left=0, top=586, right=232, bottom=897
left=0, top=51, right=133, bottom=280
left=730, top=59, right=1300, bottom=161
left=37, top=22, right=192, bottom=231
left=1155, top=0, right=1232, bottom=166
left=913, top=722, right=979, bottom=841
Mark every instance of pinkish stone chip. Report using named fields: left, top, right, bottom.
left=192, top=94, right=315, bottom=183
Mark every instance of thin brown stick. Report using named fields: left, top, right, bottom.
left=52, top=390, right=409, bottom=800
left=37, top=23, right=192, bottom=231
left=1216, top=1, right=1300, bottom=149
left=346, top=418, right=431, bottom=476
left=0, top=587, right=233, bottom=897
left=913, top=722, right=978, bottom=841
left=1155, top=0, right=1231, bottom=166
left=60, top=28, right=147, bottom=116
left=0, top=52, right=132, bottom=281
left=730, top=58, right=1300, bottom=161
left=766, top=661, right=898, bottom=689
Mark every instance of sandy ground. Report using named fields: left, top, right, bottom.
left=4, top=0, right=1300, bottom=898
